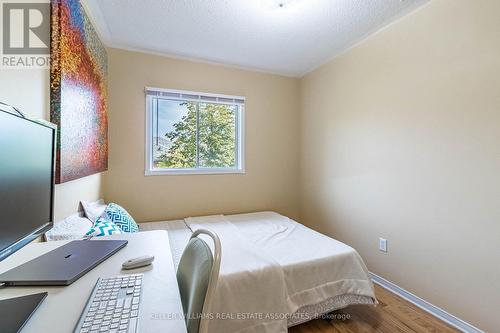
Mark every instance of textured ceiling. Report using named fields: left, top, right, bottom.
left=83, top=0, right=428, bottom=77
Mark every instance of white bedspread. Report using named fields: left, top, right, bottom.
left=226, top=212, right=376, bottom=313
left=184, top=212, right=376, bottom=333
left=185, top=215, right=289, bottom=333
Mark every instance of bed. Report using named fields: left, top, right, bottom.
left=140, top=211, right=376, bottom=333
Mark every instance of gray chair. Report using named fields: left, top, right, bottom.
left=176, top=229, right=221, bottom=333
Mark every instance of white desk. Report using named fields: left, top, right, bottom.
left=0, top=231, right=187, bottom=333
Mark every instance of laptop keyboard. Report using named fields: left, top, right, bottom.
left=74, top=274, right=143, bottom=333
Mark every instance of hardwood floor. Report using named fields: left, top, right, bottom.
left=289, top=285, right=460, bottom=333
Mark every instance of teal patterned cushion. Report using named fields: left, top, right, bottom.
left=104, top=203, right=139, bottom=233
left=86, top=218, right=123, bottom=237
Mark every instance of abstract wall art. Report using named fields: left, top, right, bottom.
left=50, top=0, right=108, bottom=184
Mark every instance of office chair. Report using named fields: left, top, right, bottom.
left=176, top=229, right=221, bottom=333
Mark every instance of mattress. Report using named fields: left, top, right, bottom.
left=140, top=212, right=376, bottom=330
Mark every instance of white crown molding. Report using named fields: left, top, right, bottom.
left=81, top=0, right=113, bottom=46
left=105, top=43, right=300, bottom=78
left=299, top=0, right=432, bottom=77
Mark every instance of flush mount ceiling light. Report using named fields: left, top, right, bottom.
left=276, top=1, right=288, bottom=8
left=266, top=0, right=299, bottom=10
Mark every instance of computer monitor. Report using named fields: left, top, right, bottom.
left=0, top=108, right=55, bottom=262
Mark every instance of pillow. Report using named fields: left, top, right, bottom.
left=45, top=212, right=93, bottom=241
left=81, top=199, right=107, bottom=223
left=85, top=218, right=123, bottom=237
left=103, top=203, right=139, bottom=233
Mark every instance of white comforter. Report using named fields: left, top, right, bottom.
left=186, top=215, right=289, bottom=333
left=184, top=212, right=376, bottom=333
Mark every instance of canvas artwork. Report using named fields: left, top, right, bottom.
left=50, top=0, right=108, bottom=184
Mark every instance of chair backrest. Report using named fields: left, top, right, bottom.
left=176, top=229, right=221, bottom=333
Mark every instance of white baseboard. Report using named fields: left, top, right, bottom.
left=369, top=272, right=484, bottom=333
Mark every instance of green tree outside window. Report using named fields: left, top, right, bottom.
left=155, top=101, right=237, bottom=169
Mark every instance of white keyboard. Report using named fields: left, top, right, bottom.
left=73, top=274, right=143, bottom=333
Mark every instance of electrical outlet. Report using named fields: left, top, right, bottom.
left=379, top=238, right=388, bottom=253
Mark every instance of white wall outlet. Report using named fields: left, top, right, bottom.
left=379, top=238, right=388, bottom=252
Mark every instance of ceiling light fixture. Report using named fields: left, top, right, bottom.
left=258, top=0, right=303, bottom=12
left=270, top=0, right=294, bottom=9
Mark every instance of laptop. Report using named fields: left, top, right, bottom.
left=0, top=292, right=48, bottom=333
left=0, top=240, right=127, bottom=286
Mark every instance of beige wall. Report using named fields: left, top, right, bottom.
left=104, top=48, right=300, bottom=222
left=300, top=0, right=500, bottom=331
left=0, top=68, right=103, bottom=222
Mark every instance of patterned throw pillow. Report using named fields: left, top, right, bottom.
left=85, top=218, right=123, bottom=237
left=103, top=203, right=139, bottom=233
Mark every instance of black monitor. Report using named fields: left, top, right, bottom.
left=0, top=108, right=55, bottom=262
left=0, top=106, right=126, bottom=331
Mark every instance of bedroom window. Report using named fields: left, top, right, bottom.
left=145, top=87, right=245, bottom=175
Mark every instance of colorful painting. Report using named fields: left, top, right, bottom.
left=50, top=0, right=108, bottom=184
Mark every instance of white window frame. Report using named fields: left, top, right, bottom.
left=145, top=87, right=245, bottom=176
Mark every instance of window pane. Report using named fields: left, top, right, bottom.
left=198, top=103, right=237, bottom=168
left=153, top=99, right=197, bottom=168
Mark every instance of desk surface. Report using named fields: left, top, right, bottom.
left=0, top=231, right=187, bottom=333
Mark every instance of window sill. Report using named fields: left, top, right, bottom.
left=145, top=168, right=246, bottom=176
